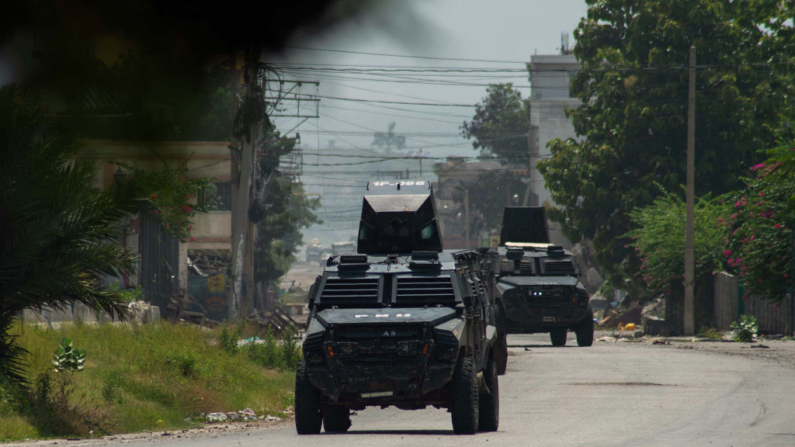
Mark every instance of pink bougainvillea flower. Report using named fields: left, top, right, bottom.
left=190, top=237, right=196, bottom=242
left=182, top=205, right=193, bottom=213
left=750, top=235, right=755, bottom=241
left=759, top=192, right=764, bottom=197
left=775, top=224, right=781, bottom=229
left=150, top=194, right=157, bottom=200
left=723, top=250, right=732, bottom=257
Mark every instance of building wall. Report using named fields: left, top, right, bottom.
left=528, top=54, right=582, bottom=248
left=82, top=140, right=232, bottom=300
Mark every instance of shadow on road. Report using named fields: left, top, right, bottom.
left=326, top=429, right=457, bottom=436
left=508, top=344, right=575, bottom=349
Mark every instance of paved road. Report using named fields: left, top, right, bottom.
left=19, top=334, right=795, bottom=447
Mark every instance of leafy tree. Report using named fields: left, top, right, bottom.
left=722, top=144, right=795, bottom=300
left=538, top=0, right=795, bottom=287
left=450, top=170, right=527, bottom=237
left=0, top=86, right=136, bottom=384
left=253, top=128, right=322, bottom=297
left=626, top=189, right=728, bottom=295
left=461, top=83, right=529, bottom=162
left=371, top=122, right=406, bottom=152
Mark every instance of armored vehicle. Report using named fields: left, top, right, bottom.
left=482, top=207, right=593, bottom=347
left=296, top=180, right=507, bottom=435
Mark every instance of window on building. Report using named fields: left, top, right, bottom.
left=568, top=70, right=578, bottom=98
left=199, top=182, right=232, bottom=211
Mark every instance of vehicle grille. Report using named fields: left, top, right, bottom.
left=541, top=259, right=576, bottom=275
left=395, top=276, right=456, bottom=306
left=319, top=277, right=380, bottom=306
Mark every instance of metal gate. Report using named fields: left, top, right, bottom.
left=139, top=212, right=180, bottom=310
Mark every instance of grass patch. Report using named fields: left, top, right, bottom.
left=0, top=322, right=298, bottom=442
left=697, top=327, right=724, bottom=340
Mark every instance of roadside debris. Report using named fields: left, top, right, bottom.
left=750, top=344, right=770, bottom=349
left=206, top=413, right=227, bottom=422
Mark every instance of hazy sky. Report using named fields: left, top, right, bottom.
left=269, top=0, right=590, bottom=241
left=270, top=0, right=589, bottom=157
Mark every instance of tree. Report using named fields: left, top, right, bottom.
left=371, top=122, right=406, bottom=152
left=538, top=0, right=795, bottom=287
left=722, top=144, right=795, bottom=301
left=253, top=129, right=322, bottom=302
left=0, top=86, right=136, bottom=383
left=451, top=170, right=527, bottom=237
left=625, top=187, right=728, bottom=328
left=461, top=84, right=529, bottom=162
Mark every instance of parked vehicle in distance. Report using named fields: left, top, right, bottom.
left=305, top=239, right=324, bottom=263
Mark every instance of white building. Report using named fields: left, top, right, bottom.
left=527, top=53, right=582, bottom=246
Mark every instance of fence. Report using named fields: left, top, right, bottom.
left=713, top=271, right=794, bottom=336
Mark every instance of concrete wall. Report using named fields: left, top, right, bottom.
left=714, top=272, right=739, bottom=330
left=714, top=271, right=794, bottom=335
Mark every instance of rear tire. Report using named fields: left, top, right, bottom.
left=451, top=356, right=479, bottom=434
left=478, top=358, right=499, bottom=432
left=295, top=360, right=322, bottom=435
left=576, top=312, right=594, bottom=347
left=323, top=406, right=351, bottom=433
left=550, top=329, right=567, bottom=347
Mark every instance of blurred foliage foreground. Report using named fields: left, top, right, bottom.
left=0, top=322, right=299, bottom=442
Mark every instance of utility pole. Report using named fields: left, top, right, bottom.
left=790, top=224, right=794, bottom=336
left=230, top=44, right=262, bottom=323
left=464, top=189, right=471, bottom=249
left=684, top=45, right=696, bottom=336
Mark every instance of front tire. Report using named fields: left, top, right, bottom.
left=451, top=356, right=479, bottom=434
left=576, top=311, right=594, bottom=347
left=323, top=406, right=351, bottom=433
left=550, top=329, right=567, bottom=347
left=478, top=358, right=499, bottom=432
left=295, top=360, right=322, bottom=434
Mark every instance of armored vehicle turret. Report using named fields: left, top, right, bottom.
left=482, top=207, right=594, bottom=347
left=295, top=180, right=507, bottom=435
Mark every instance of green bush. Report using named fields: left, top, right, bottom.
left=731, top=315, right=758, bottom=342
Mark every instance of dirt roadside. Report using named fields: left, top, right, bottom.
left=595, top=329, right=795, bottom=370
left=6, top=419, right=294, bottom=447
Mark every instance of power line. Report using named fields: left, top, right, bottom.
left=283, top=45, right=528, bottom=64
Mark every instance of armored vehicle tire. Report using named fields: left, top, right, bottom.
left=295, top=360, right=322, bottom=435
left=451, top=356, right=479, bottom=434
left=323, top=406, right=351, bottom=433
left=550, top=329, right=568, bottom=347
left=478, top=357, right=499, bottom=432
left=576, top=312, right=594, bottom=347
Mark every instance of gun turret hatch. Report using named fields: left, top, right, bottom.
left=500, top=206, right=551, bottom=245
left=357, top=180, right=443, bottom=254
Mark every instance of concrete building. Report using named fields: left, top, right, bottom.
left=82, top=141, right=232, bottom=316
left=527, top=53, right=582, bottom=247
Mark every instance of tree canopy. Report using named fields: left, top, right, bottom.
left=461, top=84, right=529, bottom=162
left=538, top=0, right=795, bottom=286
left=722, top=144, right=795, bottom=300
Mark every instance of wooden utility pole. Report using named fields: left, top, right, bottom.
left=230, top=44, right=261, bottom=323
left=684, top=46, right=696, bottom=336
left=464, top=189, right=471, bottom=249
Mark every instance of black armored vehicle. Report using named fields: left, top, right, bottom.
left=296, top=180, right=507, bottom=435
left=482, top=207, right=593, bottom=347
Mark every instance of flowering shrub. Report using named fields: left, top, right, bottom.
left=722, top=144, right=795, bottom=300
left=625, top=187, right=729, bottom=296
left=117, top=160, right=215, bottom=241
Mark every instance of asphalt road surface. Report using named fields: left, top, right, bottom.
left=15, top=334, right=795, bottom=447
